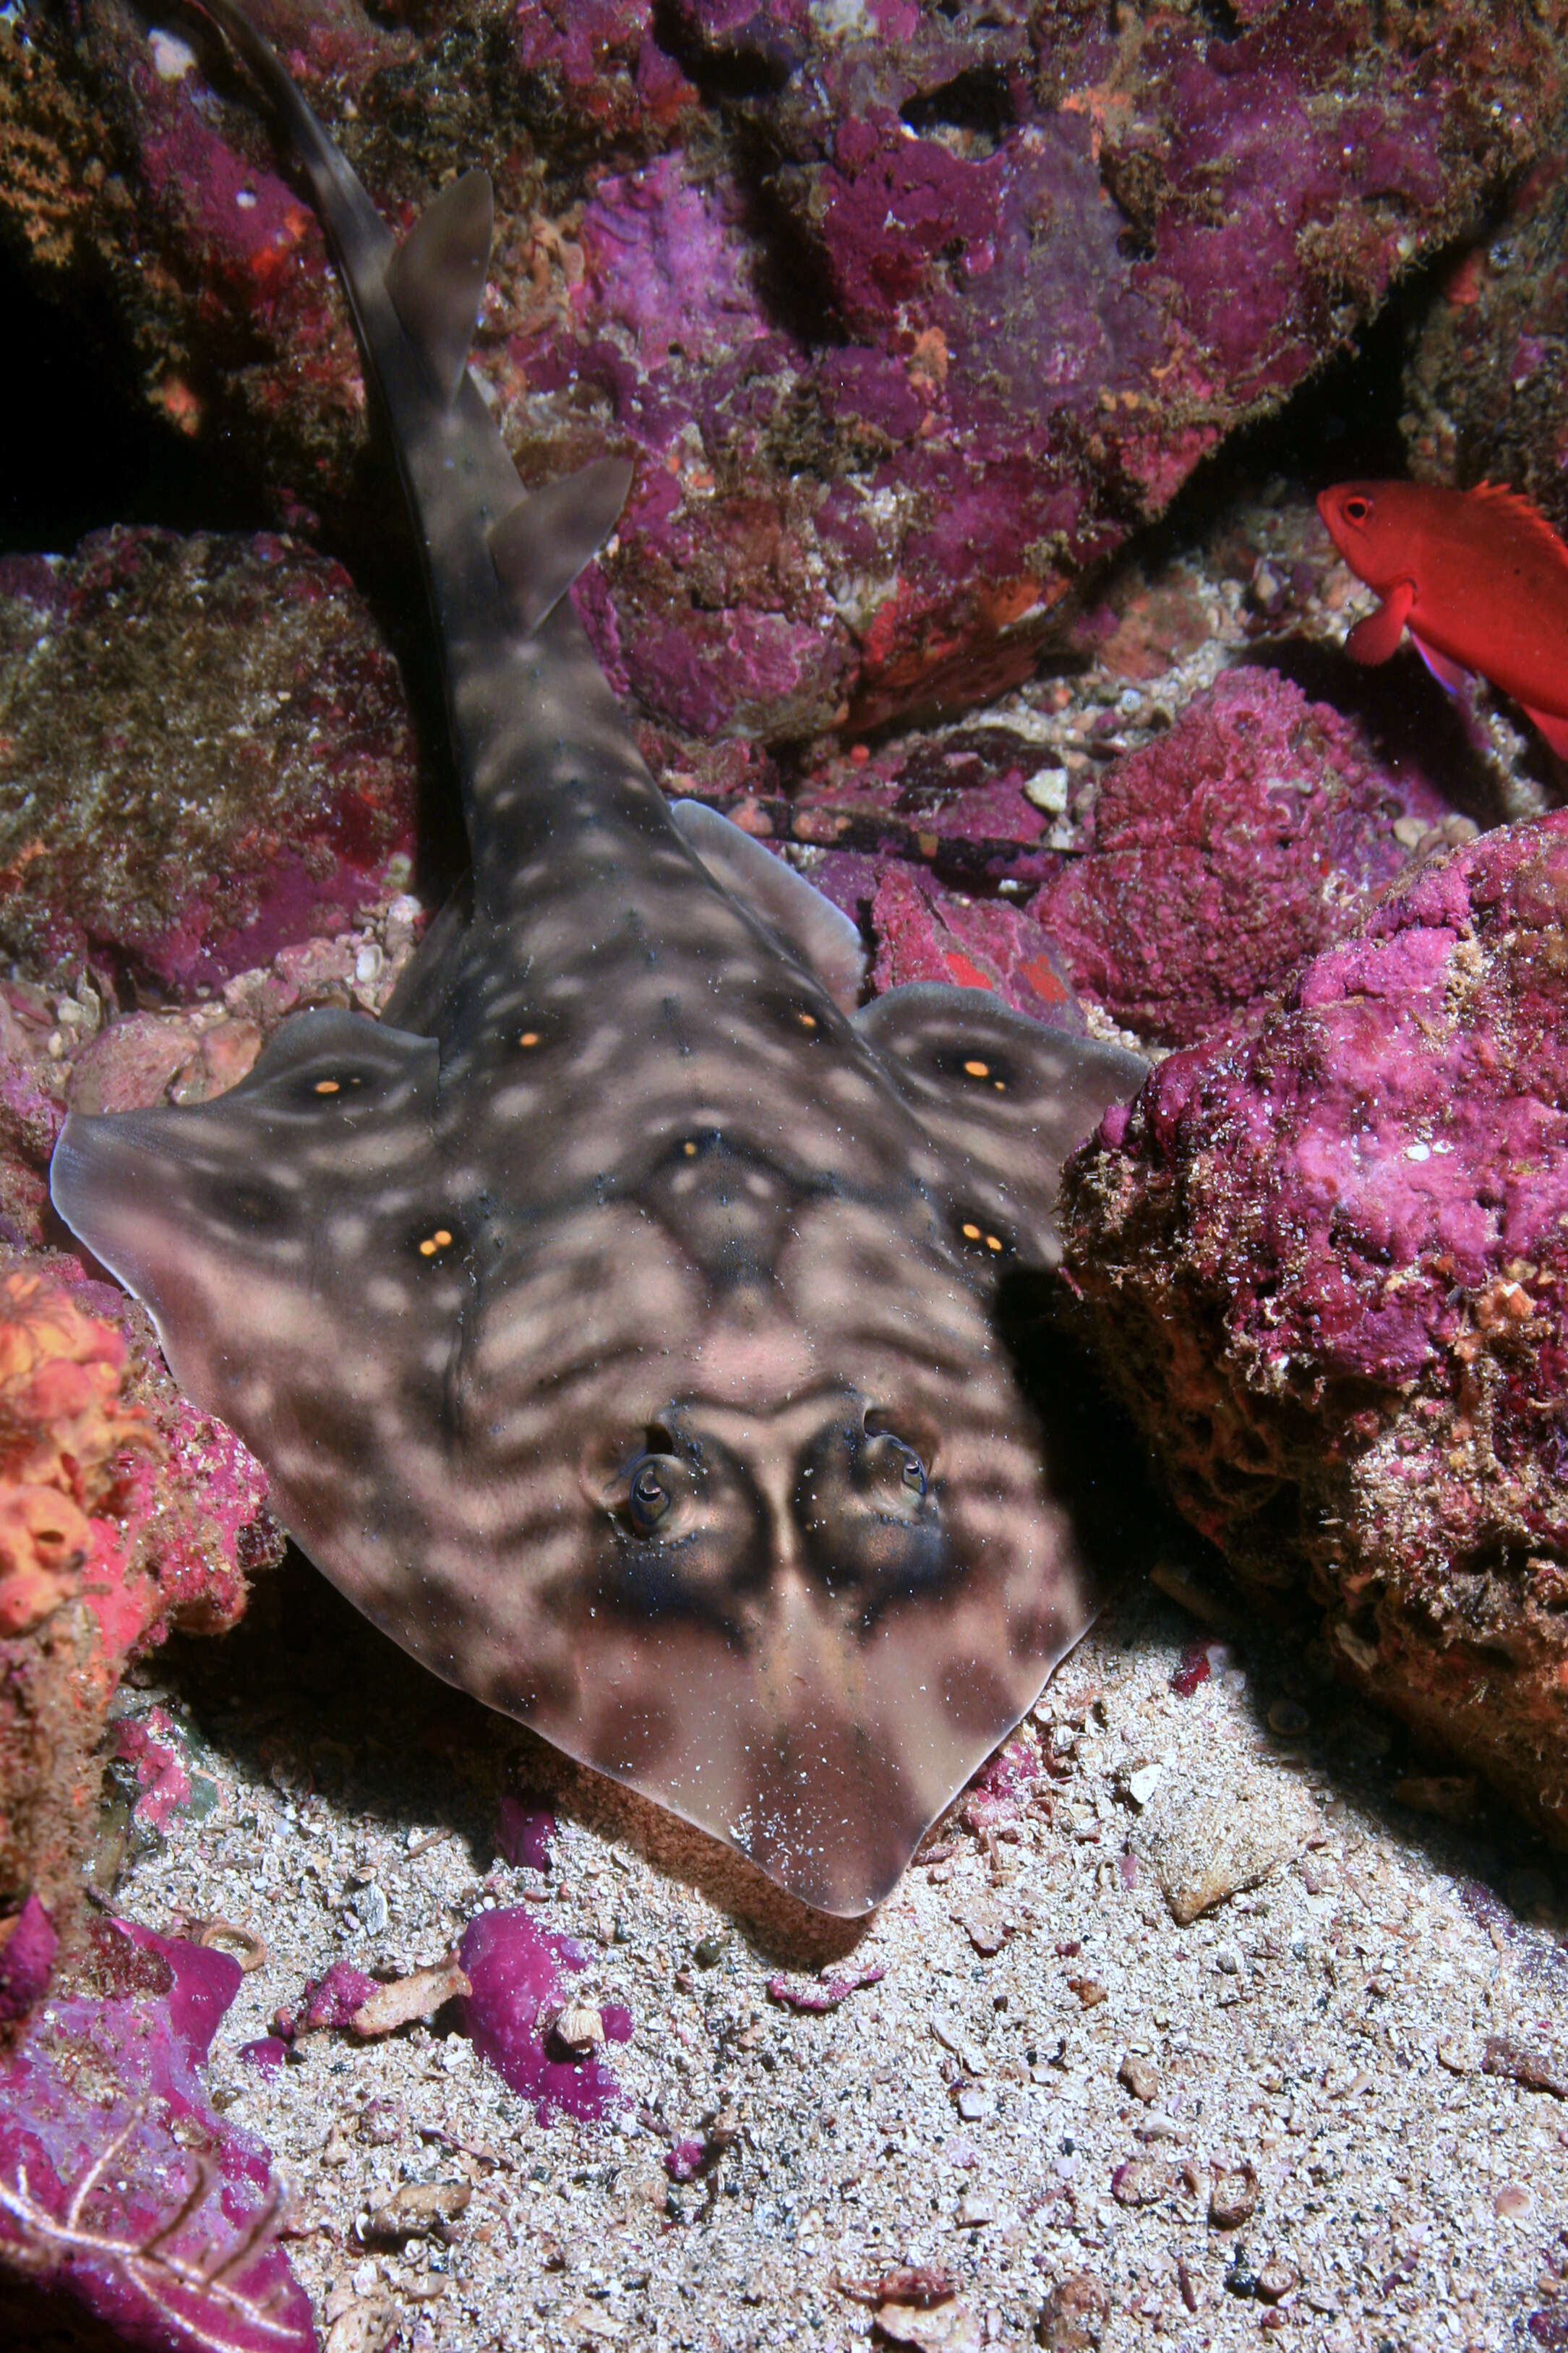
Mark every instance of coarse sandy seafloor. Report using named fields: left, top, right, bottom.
left=107, top=1535, right=1568, bottom=2353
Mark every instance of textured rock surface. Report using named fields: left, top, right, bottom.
left=0, top=1255, right=279, bottom=1950
left=0, top=529, right=418, bottom=993
left=1062, top=812, right=1568, bottom=1846
left=1034, top=666, right=1459, bottom=1048
left=3, top=0, right=1559, bottom=739
left=1403, top=107, right=1568, bottom=532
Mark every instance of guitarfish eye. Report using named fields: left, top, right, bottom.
left=862, top=1430, right=927, bottom=1499
left=628, top=1459, right=674, bottom=1532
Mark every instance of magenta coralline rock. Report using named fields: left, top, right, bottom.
left=1034, top=668, right=1452, bottom=1047
left=1170, top=1642, right=1218, bottom=1701
left=0, top=1898, right=57, bottom=2026
left=111, top=1709, right=195, bottom=1835
left=22, top=0, right=1556, bottom=741
left=494, top=1795, right=557, bottom=1874
left=664, top=2137, right=706, bottom=2184
left=959, top=1735, right=1040, bottom=1833
left=1061, top=812, right=1568, bottom=1846
left=507, top=0, right=698, bottom=142
left=296, top=1961, right=378, bottom=2033
left=457, top=1908, right=632, bottom=2124
left=238, top=2037, right=289, bottom=2076
left=0, top=1918, right=314, bottom=2350
left=765, top=1963, right=886, bottom=2014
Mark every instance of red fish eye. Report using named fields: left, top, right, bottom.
left=1343, top=495, right=1371, bottom=523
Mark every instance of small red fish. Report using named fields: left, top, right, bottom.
left=1316, top=478, right=1568, bottom=759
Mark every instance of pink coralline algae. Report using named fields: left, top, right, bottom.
left=766, top=1964, right=886, bottom=2014
left=1170, top=1643, right=1217, bottom=1701
left=1061, top=812, right=1568, bottom=1845
left=1034, top=667, right=1452, bottom=1048
left=20, top=0, right=1559, bottom=740
left=663, top=2136, right=708, bottom=2184
left=958, top=1735, right=1040, bottom=1836
left=493, top=1795, right=557, bottom=1874
left=111, top=1709, right=197, bottom=1837
left=456, top=1909, right=632, bottom=2124
left=869, top=866, right=1079, bottom=1028
left=295, top=1963, right=378, bottom=2035
left=0, top=1917, right=314, bottom=2352
left=261, top=1960, right=379, bottom=2057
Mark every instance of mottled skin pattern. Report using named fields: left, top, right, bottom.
left=49, top=0, right=1146, bottom=1915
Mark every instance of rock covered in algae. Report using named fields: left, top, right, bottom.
left=0, top=530, right=417, bottom=994
left=0, top=1259, right=278, bottom=1957
left=1034, top=667, right=1457, bottom=1048
left=1061, top=812, right=1568, bottom=1845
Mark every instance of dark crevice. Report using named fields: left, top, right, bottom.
left=0, top=261, right=265, bottom=557
left=730, top=131, right=849, bottom=351
left=650, top=1, right=799, bottom=101
left=900, top=65, right=1018, bottom=144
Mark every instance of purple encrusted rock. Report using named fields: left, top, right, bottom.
left=494, top=1795, right=557, bottom=1874
left=10, top=0, right=1558, bottom=740
left=457, top=1908, right=632, bottom=2124
left=766, top=1963, right=886, bottom=2013
left=870, top=865, right=1081, bottom=1028
left=297, top=1960, right=379, bottom=2032
left=238, top=2036, right=290, bottom=2075
left=664, top=2136, right=707, bottom=2183
left=1035, top=667, right=1457, bottom=1046
left=0, top=1917, right=314, bottom=2350
left=1062, top=810, right=1568, bottom=1846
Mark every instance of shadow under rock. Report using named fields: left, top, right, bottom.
left=1126, top=1557, right=1568, bottom=1967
